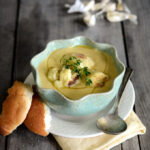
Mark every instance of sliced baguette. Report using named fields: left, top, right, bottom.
left=0, top=81, right=33, bottom=136
left=24, top=94, right=51, bottom=136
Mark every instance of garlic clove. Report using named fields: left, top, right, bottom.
left=83, top=12, right=96, bottom=26
left=95, top=2, right=116, bottom=18
left=116, top=0, right=124, bottom=11
left=103, top=2, right=116, bottom=12
left=106, top=11, right=137, bottom=24
left=92, top=0, right=110, bottom=11
left=83, top=0, right=95, bottom=12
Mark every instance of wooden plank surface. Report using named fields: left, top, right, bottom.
left=122, top=137, right=140, bottom=150
left=0, top=0, right=18, bottom=149
left=0, top=0, right=17, bottom=109
left=6, top=0, right=127, bottom=149
left=6, top=0, right=62, bottom=149
left=122, top=0, right=150, bottom=149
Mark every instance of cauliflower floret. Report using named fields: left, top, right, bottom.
left=73, top=53, right=94, bottom=69
left=59, top=69, right=80, bottom=87
left=89, top=72, right=109, bottom=87
left=68, top=75, right=80, bottom=87
left=81, top=56, right=94, bottom=68
left=47, top=67, right=59, bottom=81
left=60, top=69, right=72, bottom=87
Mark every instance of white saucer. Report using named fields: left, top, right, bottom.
left=24, top=73, right=135, bottom=138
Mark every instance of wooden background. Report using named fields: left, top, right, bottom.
left=0, top=0, right=149, bottom=149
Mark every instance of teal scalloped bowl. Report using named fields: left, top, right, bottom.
left=30, top=36, right=125, bottom=116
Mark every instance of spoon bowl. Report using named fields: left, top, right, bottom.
left=97, top=114, right=127, bottom=134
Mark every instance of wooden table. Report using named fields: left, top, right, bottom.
left=0, top=0, right=149, bottom=149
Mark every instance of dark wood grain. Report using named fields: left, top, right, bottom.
left=122, top=137, right=140, bottom=150
left=122, top=0, right=150, bottom=149
left=0, top=137, right=5, bottom=150
left=0, top=0, right=17, bottom=108
left=0, top=0, right=18, bottom=149
left=5, top=0, right=58, bottom=150
left=7, top=126, right=61, bottom=150
left=7, top=0, right=62, bottom=149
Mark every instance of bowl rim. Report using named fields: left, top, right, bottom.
left=30, top=36, right=125, bottom=103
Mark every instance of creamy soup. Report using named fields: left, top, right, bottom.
left=38, top=45, right=118, bottom=100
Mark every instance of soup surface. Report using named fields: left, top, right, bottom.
left=38, top=45, right=118, bottom=100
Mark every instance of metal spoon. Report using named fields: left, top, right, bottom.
left=97, top=67, right=133, bottom=134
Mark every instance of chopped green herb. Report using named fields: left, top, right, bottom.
left=85, top=78, right=92, bottom=86
left=69, top=57, right=72, bottom=60
left=65, top=59, right=69, bottom=63
left=65, top=65, right=69, bottom=69
left=60, top=55, right=92, bottom=86
left=83, top=67, right=91, bottom=76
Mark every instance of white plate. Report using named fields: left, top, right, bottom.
left=24, top=73, right=135, bottom=138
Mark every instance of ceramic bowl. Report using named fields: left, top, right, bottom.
left=30, top=36, right=125, bottom=116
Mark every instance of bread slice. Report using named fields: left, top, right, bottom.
left=0, top=81, right=33, bottom=136
left=24, top=94, right=51, bottom=136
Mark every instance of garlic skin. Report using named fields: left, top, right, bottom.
left=83, top=12, right=96, bottom=26
left=66, top=0, right=95, bottom=14
left=67, top=0, right=85, bottom=13
left=123, top=4, right=131, bottom=13
left=106, top=11, right=137, bottom=24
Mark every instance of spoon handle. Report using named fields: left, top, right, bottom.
left=115, top=67, right=133, bottom=114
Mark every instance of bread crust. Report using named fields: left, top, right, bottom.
left=24, top=95, right=49, bottom=136
left=0, top=81, right=33, bottom=136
